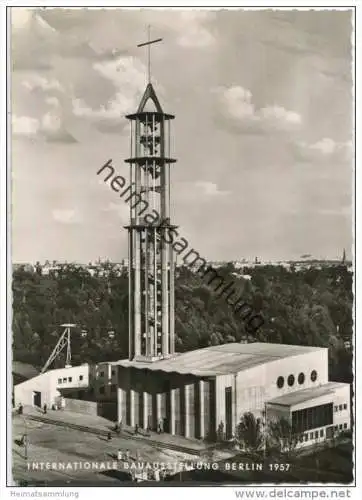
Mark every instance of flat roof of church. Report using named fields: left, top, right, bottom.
left=116, top=342, right=326, bottom=377
left=267, top=381, right=349, bottom=407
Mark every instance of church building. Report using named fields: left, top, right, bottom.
left=14, top=39, right=351, bottom=449
left=112, top=69, right=351, bottom=446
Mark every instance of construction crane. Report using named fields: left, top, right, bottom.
left=41, top=324, right=75, bottom=374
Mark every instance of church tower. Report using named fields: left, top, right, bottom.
left=125, top=78, right=177, bottom=362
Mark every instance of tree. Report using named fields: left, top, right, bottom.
left=236, top=412, right=263, bottom=453
left=12, top=262, right=353, bottom=381
left=268, top=417, right=302, bottom=457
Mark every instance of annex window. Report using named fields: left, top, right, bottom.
left=287, top=374, right=295, bottom=387
left=68, top=377, right=72, bottom=382
left=292, top=403, right=333, bottom=433
left=99, top=371, right=104, bottom=378
left=298, top=373, right=305, bottom=385
left=334, top=425, right=338, bottom=431
left=63, top=378, right=67, bottom=383
left=58, top=379, right=62, bottom=384
left=309, top=433, right=314, bottom=440
left=277, top=376, right=284, bottom=389
left=339, top=424, right=343, bottom=430
left=320, top=429, right=324, bottom=437
left=79, top=375, right=83, bottom=381
left=99, top=386, right=105, bottom=394
left=334, top=406, right=338, bottom=412
left=343, top=423, right=347, bottom=429
left=343, top=404, right=347, bottom=410
left=314, top=431, right=318, bottom=439
left=311, top=370, right=318, bottom=382
left=339, top=404, right=343, bottom=411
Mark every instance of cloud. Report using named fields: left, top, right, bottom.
left=45, top=96, right=60, bottom=107
left=41, top=112, right=62, bottom=132
left=73, top=92, right=134, bottom=121
left=261, top=38, right=315, bottom=57
left=40, top=110, right=77, bottom=143
left=12, top=110, right=77, bottom=144
left=72, top=56, right=148, bottom=129
left=12, top=114, right=39, bottom=137
left=52, top=209, right=81, bottom=224
left=259, top=105, right=301, bottom=125
left=194, top=181, right=229, bottom=197
left=309, top=138, right=351, bottom=155
left=215, top=85, right=302, bottom=135
left=135, top=10, right=215, bottom=49
left=176, top=181, right=230, bottom=203
left=43, top=128, right=78, bottom=144
left=12, top=59, right=53, bottom=72
left=11, top=9, right=100, bottom=72
left=22, top=75, right=64, bottom=92
left=11, top=8, right=34, bottom=31
left=294, top=138, right=353, bottom=163
left=94, top=55, right=146, bottom=89
left=317, top=206, right=351, bottom=216
left=103, top=202, right=129, bottom=223
left=177, top=11, right=215, bottom=48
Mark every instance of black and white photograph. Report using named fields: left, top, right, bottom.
left=4, top=4, right=358, bottom=492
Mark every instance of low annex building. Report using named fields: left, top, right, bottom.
left=115, top=342, right=350, bottom=444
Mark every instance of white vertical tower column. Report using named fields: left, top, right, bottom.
left=184, top=385, right=190, bottom=438
left=117, top=387, right=123, bottom=423
left=143, top=392, right=148, bottom=429
left=130, top=390, right=135, bottom=427
left=156, top=393, right=162, bottom=424
left=199, top=380, right=205, bottom=439
left=170, top=388, right=176, bottom=435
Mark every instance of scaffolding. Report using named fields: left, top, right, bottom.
left=40, top=324, right=75, bottom=373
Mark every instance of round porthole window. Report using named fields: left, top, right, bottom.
left=287, top=374, right=295, bottom=386
left=311, top=370, right=317, bottom=382
left=277, top=376, right=284, bottom=389
left=298, top=372, right=305, bottom=385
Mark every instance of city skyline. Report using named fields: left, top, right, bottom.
left=11, top=9, right=354, bottom=263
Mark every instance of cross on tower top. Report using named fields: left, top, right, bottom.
left=137, top=25, right=163, bottom=84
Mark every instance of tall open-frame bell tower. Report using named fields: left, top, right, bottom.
left=125, top=70, right=177, bottom=362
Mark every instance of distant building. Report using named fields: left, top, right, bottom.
left=12, top=263, right=34, bottom=273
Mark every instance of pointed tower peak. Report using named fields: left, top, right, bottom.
left=137, top=83, right=163, bottom=113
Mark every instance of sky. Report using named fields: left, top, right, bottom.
left=11, top=8, right=354, bottom=263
